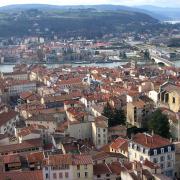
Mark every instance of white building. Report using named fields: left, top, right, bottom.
left=92, top=116, right=108, bottom=149
left=129, top=133, right=175, bottom=178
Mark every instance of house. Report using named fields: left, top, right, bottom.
left=43, top=154, right=93, bottom=180
left=15, top=124, right=48, bottom=143
left=25, top=114, right=57, bottom=133
left=0, top=138, right=43, bottom=155
left=92, top=151, right=127, bottom=165
left=93, top=162, right=121, bottom=180
left=158, top=82, right=180, bottom=113
left=108, top=125, right=127, bottom=141
left=91, top=104, right=104, bottom=117
left=109, top=137, right=128, bottom=157
left=129, top=133, right=175, bottom=177
left=68, top=120, right=92, bottom=140
left=27, top=151, right=45, bottom=170
left=92, top=116, right=108, bottom=149
left=1, top=154, right=21, bottom=171
left=127, top=96, right=154, bottom=128
left=0, top=109, right=19, bottom=135
left=121, top=160, right=166, bottom=180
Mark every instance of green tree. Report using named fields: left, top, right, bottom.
left=113, top=108, right=126, bottom=126
left=103, top=102, right=114, bottom=127
left=148, top=109, right=170, bottom=138
left=103, top=103, right=126, bottom=127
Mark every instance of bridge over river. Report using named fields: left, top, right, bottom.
left=150, top=54, right=175, bottom=67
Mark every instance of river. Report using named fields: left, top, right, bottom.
left=0, top=61, right=180, bottom=73
left=0, top=62, right=127, bottom=72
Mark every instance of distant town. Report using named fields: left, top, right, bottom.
left=0, top=3, right=180, bottom=180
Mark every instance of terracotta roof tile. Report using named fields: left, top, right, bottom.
left=132, top=133, right=172, bottom=148
left=0, top=170, right=43, bottom=180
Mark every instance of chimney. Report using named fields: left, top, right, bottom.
left=145, top=133, right=148, bottom=144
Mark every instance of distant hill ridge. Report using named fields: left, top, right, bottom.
left=0, top=5, right=159, bottom=38
left=1, top=4, right=180, bottom=20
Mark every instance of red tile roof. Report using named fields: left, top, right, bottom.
left=27, top=152, right=44, bottom=164
left=143, top=159, right=160, bottom=169
left=108, top=161, right=122, bottom=175
left=93, top=163, right=111, bottom=175
left=132, top=133, right=172, bottom=148
left=0, top=110, right=18, bottom=127
left=47, top=154, right=93, bottom=166
left=110, top=137, right=128, bottom=151
left=2, top=154, right=21, bottom=164
left=0, top=138, right=43, bottom=154
left=0, top=170, right=43, bottom=180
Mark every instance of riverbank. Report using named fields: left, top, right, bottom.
left=0, top=60, right=180, bottom=73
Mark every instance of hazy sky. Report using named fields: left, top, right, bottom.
left=0, top=0, right=180, bottom=7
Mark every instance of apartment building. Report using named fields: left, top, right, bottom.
left=43, top=154, right=93, bottom=180
left=129, top=133, right=175, bottom=177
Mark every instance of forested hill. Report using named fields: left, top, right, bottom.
left=0, top=7, right=158, bottom=38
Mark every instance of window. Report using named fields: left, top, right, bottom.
left=77, top=172, right=80, bottom=178
left=53, top=173, right=57, bottom=179
left=65, top=172, right=69, bottom=178
left=160, top=163, right=164, bottom=169
left=173, top=97, right=176, bottom=103
left=168, top=146, right=171, bottom=152
left=59, top=173, right=62, bottom=178
left=98, top=139, right=101, bottom=144
left=103, top=129, right=106, bottom=132
left=161, top=148, right=164, bottom=154
left=167, top=154, right=172, bottom=160
left=77, top=165, right=80, bottom=170
left=46, top=173, right=48, bottom=179
left=85, top=172, right=88, bottom=178
left=106, top=174, right=110, bottom=177
left=98, top=134, right=101, bottom=138
left=153, top=158, right=157, bottom=163
left=97, top=175, right=101, bottom=178
left=160, top=156, right=164, bottom=162
left=154, top=149, right=157, bottom=155
left=167, top=162, right=171, bottom=168
left=45, top=167, right=48, bottom=171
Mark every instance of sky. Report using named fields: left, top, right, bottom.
left=0, top=0, right=180, bottom=7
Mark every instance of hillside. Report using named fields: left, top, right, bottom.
left=0, top=6, right=158, bottom=38
left=136, top=5, right=180, bottom=20
left=0, top=4, right=170, bottom=20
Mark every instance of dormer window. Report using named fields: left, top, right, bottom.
left=161, top=148, right=164, bottom=154
left=134, top=144, right=137, bottom=150
left=168, top=146, right=171, bottom=152
left=154, top=149, right=157, bottom=155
